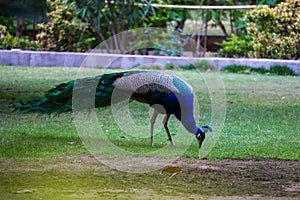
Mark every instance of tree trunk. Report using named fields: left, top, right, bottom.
left=16, top=17, right=24, bottom=38
left=203, top=10, right=209, bottom=57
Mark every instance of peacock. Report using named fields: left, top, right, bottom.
left=11, top=70, right=212, bottom=148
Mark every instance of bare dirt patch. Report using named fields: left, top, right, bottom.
left=0, top=156, right=299, bottom=199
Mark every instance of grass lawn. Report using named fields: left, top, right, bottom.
left=0, top=65, right=299, bottom=160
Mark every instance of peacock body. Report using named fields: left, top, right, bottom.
left=11, top=70, right=211, bottom=148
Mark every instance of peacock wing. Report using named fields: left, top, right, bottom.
left=112, top=71, right=180, bottom=94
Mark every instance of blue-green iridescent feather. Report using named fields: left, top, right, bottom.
left=10, top=72, right=130, bottom=114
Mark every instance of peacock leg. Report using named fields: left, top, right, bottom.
left=163, top=114, right=175, bottom=146
left=150, top=110, right=159, bottom=147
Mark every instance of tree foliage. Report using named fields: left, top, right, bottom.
left=0, top=0, right=47, bottom=37
left=0, top=0, right=47, bottom=19
left=36, top=0, right=96, bottom=52
left=70, top=0, right=155, bottom=46
left=149, top=0, right=191, bottom=31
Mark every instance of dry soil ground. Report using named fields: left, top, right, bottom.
left=0, top=156, right=299, bottom=200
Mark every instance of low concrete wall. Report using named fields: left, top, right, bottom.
left=1, top=50, right=299, bottom=74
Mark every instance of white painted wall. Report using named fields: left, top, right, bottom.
left=1, top=50, right=299, bottom=74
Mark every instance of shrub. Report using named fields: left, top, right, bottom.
left=222, top=64, right=296, bottom=76
left=36, top=0, right=96, bottom=52
left=217, top=34, right=253, bottom=58
left=189, top=61, right=215, bottom=71
left=222, top=65, right=250, bottom=73
left=250, top=67, right=268, bottom=74
left=0, top=24, right=39, bottom=50
left=246, top=0, right=300, bottom=59
left=0, top=24, right=7, bottom=36
left=269, top=65, right=296, bottom=76
left=172, top=61, right=216, bottom=71
left=0, top=33, right=39, bottom=50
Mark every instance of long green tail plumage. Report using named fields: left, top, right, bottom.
left=10, top=72, right=128, bottom=114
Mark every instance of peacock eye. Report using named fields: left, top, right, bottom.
left=101, top=79, right=108, bottom=84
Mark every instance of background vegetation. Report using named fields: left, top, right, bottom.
left=246, top=0, right=300, bottom=59
left=0, top=0, right=299, bottom=59
left=36, top=0, right=96, bottom=52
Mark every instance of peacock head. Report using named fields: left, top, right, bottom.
left=196, top=125, right=212, bottom=148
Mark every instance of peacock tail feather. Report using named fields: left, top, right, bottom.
left=11, top=80, right=75, bottom=114
left=11, top=72, right=125, bottom=114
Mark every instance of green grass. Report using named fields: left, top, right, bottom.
left=0, top=65, right=299, bottom=160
